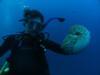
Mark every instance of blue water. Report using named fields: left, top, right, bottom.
left=0, top=0, right=100, bottom=75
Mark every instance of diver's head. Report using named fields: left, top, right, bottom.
left=20, top=9, right=44, bottom=34
left=19, top=8, right=66, bottom=34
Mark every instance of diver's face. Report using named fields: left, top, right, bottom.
left=24, top=18, right=42, bottom=33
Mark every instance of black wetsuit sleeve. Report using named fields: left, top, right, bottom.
left=43, top=39, right=66, bottom=55
left=0, top=36, right=14, bottom=57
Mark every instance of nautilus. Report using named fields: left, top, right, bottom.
left=61, top=25, right=91, bottom=55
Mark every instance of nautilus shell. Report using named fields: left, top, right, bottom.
left=61, top=25, right=91, bottom=54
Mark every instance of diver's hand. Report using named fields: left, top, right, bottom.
left=0, top=61, right=9, bottom=75
left=61, top=34, right=79, bottom=55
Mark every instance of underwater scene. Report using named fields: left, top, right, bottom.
left=0, top=0, right=100, bottom=75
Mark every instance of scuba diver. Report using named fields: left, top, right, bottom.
left=0, top=8, right=90, bottom=75
left=0, top=8, right=67, bottom=75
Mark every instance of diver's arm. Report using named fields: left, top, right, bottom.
left=0, top=36, right=14, bottom=57
left=43, top=39, right=67, bottom=55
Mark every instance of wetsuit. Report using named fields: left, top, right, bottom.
left=0, top=33, right=64, bottom=75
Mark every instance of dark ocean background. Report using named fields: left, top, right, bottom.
left=0, top=0, right=100, bottom=75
